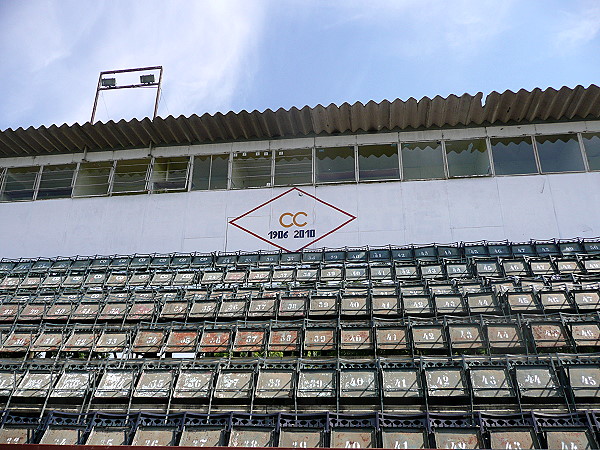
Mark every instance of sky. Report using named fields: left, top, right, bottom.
left=0, top=0, right=599, bottom=130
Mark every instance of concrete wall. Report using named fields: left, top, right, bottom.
left=0, top=172, right=598, bottom=258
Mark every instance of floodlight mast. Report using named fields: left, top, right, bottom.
left=90, top=66, right=163, bottom=124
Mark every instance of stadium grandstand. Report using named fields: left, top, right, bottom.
left=0, top=84, right=599, bottom=448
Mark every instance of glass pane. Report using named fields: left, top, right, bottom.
left=582, top=133, right=600, bottom=171
left=536, top=134, right=584, bottom=173
left=112, top=159, right=150, bottom=193
left=151, top=157, right=189, bottom=192
left=358, top=144, right=399, bottom=181
left=37, top=164, right=75, bottom=199
left=491, top=136, right=538, bottom=175
left=1, top=166, right=39, bottom=201
left=274, top=149, right=312, bottom=186
left=401, top=141, right=444, bottom=179
left=445, top=139, right=490, bottom=177
left=316, top=146, right=355, bottom=183
left=231, top=152, right=271, bottom=189
left=210, top=154, right=229, bottom=189
left=74, top=161, right=112, bottom=197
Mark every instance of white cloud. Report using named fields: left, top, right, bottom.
left=0, top=1, right=268, bottom=128
left=555, top=1, right=600, bottom=51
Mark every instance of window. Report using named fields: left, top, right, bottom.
left=274, top=149, right=312, bottom=186
left=358, top=144, right=399, bottom=181
left=150, top=156, right=189, bottom=192
left=112, top=159, right=151, bottom=194
left=1, top=166, right=39, bottom=201
left=582, top=133, right=600, bottom=171
left=191, top=154, right=229, bottom=190
left=445, top=139, right=490, bottom=177
left=535, top=134, right=585, bottom=173
left=231, top=151, right=271, bottom=189
left=316, top=146, right=355, bottom=183
left=401, top=141, right=444, bottom=180
left=74, top=161, right=113, bottom=197
left=491, top=136, right=538, bottom=175
left=36, top=164, right=75, bottom=200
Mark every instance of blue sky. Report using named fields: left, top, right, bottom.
left=0, top=0, right=599, bottom=130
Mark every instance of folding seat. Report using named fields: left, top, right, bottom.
left=411, top=323, right=446, bottom=351
left=200, top=270, right=223, bottom=284
left=247, top=269, right=270, bottom=283
left=237, top=253, right=259, bottom=265
left=150, top=256, right=171, bottom=269
left=528, top=258, right=556, bottom=276
left=63, top=330, right=97, bottom=352
left=372, top=293, right=399, bottom=317
left=305, top=326, right=336, bottom=353
left=50, top=259, right=71, bottom=272
left=131, top=426, right=177, bottom=446
left=445, top=261, right=471, bottom=278
left=341, top=294, right=369, bottom=317
left=31, top=330, right=64, bottom=352
left=214, top=367, right=254, bottom=399
left=487, top=242, right=512, bottom=257
left=474, top=258, right=501, bottom=277
left=413, top=245, right=436, bottom=261
left=324, top=250, right=345, bottom=262
left=502, top=258, right=529, bottom=276
left=133, top=370, right=174, bottom=399
left=268, top=327, right=300, bottom=353
left=309, top=294, right=337, bottom=318
left=368, top=248, right=391, bottom=261
left=514, top=364, right=561, bottom=398
left=433, top=429, right=481, bottom=449
left=485, top=320, right=525, bottom=351
left=391, top=247, right=414, bottom=262
left=149, top=272, right=174, bottom=286
left=545, top=430, right=595, bottom=450
left=488, top=428, right=537, bottom=450
left=228, top=428, right=273, bottom=447
left=434, top=293, right=465, bottom=315
left=437, top=245, right=461, bottom=259
left=255, top=366, right=295, bottom=400
left=132, top=329, right=165, bottom=354
left=381, top=428, right=427, bottom=450
left=14, top=371, right=55, bottom=398
left=448, top=323, right=484, bottom=351
left=380, top=361, right=421, bottom=399
left=464, top=243, right=489, bottom=258
left=170, top=255, right=192, bottom=268
left=173, top=368, right=214, bottom=399
left=258, top=253, right=280, bottom=265
left=340, top=325, right=373, bottom=351
left=39, top=427, right=82, bottom=445
left=95, top=331, right=128, bottom=354
left=466, top=292, right=500, bottom=314
left=295, top=268, right=318, bottom=282
left=570, top=321, right=600, bottom=348
left=190, top=254, right=213, bottom=268
left=233, top=328, right=266, bottom=353
left=109, top=257, right=131, bottom=269
left=582, top=239, right=600, bottom=254
left=279, top=427, right=325, bottom=448
left=395, top=263, right=419, bottom=281
left=50, top=371, right=92, bottom=399
left=0, top=426, right=31, bottom=445
left=506, top=291, right=541, bottom=313
left=198, top=328, right=231, bottom=354
left=164, top=330, right=199, bottom=353
left=469, top=365, right=514, bottom=398
left=535, top=241, right=561, bottom=257
left=280, top=252, right=301, bottom=264
left=529, top=321, right=570, bottom=350
left=419, top=262, right=444, bottom=279
left=215, top=254, right=237, bottom=267
left=567, top=365, right=600, bottom=398
left=94, top=370, right=135, bottom=399
left=90, top=257, right=110, bottom=270
left=279, top=295, right=307, bottom=318
left=346, top=249, right=367, bottom=262
left=425, top=366, right=468, bottom=397
left=558, top=241, right=583, bottom=256
left=402, top=293, right=432, bottom=316
left=511, top=243, right=536, bottom=257
left=330, top=429, right=376, bottom=449
left=339, top=363, right=378, bottom=398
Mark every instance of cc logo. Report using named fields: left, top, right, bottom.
left=279, top=212, right=308, bottom=228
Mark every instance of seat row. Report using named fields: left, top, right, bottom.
left=2, top=257, right=600, bottom=289
left=1, top=286, right=600, bottom=325
left=1, top=315, right=600, bottom=357
left=0, top=355, right=599, bottom=409
left=2, top=410, right=597, bottom=449
left=2, top=238, right=599, bottom=272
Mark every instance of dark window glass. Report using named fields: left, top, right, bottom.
left=582, top=133, right=600, bottom=171
left=316, top=146, right=355, bottom=183
left=37, top=164, right=75, bottom=199
left=1, top=166, right=39, bottom=201
left=191, top=154, right=229, bottom=190
left=445, top=139, right=490, bottom=177
left=401, top=141, right=445, bottom=179
left=231, top=152, right=271, bottom=189
left=535, top=134, right=584, bottom=173
left=358, top=144, right=399, bottom=181
left=112, top=159, right=150, bottom=193
left=491, top=137, right=538, bottom=175
left=74, top=161, right=112, bottom=197
left=274, top=149, right=312, bottom=186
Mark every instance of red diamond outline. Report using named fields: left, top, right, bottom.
left=228, top=187, right=357, bottom=252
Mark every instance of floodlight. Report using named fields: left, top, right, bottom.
left=101, top=78, right=116, bottom=87
left=140, top=74, right=155, bottom=84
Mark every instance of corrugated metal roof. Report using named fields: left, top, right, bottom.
left=0, top=85, right=598, bottom=158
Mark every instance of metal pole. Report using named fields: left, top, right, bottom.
left=90, top=72, right=103, bottom=124
left=153, top=67, right=164, bottom=120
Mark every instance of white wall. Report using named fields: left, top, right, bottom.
left=0, top=172, right=599, bottom=258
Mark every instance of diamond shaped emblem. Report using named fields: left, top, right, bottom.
left=228, top=188, right=356, bottom=252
